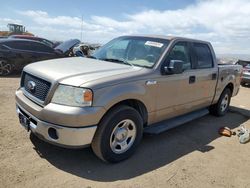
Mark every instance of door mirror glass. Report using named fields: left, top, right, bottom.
left=163, top=60, right=184, bottom=74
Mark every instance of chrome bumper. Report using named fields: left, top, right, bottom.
left=16, top=105, right=97, bottom=148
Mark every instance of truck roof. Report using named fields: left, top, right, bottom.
left=123, top=34, right=211, bottom=44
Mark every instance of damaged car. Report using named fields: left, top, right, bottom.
left=0, top=38, right=80, bottom=76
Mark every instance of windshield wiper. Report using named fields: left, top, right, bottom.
left=100, top=58, right=134, bottom=67
left=87, top=55, right=97, bottom=59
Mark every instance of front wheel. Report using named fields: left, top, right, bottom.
left=91, top=105, right=143, bottom=163
left=0, top=59, right=13, bottom=76
left=209, top=88, right=232, bottom=116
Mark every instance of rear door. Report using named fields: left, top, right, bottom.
left=7, top=41, right=57, bottom=67
left=190, top=42, right=218, bottom=107
left=30, top=42, right=57, bottom=61
left=5, top=41, right=36, bottom=68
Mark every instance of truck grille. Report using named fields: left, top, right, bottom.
left=21, top=72, right=51, bottom=102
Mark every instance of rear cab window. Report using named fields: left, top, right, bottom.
left=193, top=43, right=213, bottom=68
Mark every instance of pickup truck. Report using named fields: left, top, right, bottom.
left=15, top=35, right=242, bottom=163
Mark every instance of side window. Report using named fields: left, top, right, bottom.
left=194, top=43, right=213, bottom=68
left=168, top=42, right=191, bottom=71
left=41, top=39, right=54, bottom=48
left=20, top=42, right=34, bottom=51
left=6, top=41, right=34, bottom=51
left=5, top=41, right=53, bottom=53
left=31, top=43, right=54, bottom=53
left=4, top=41, right=19, bottom=49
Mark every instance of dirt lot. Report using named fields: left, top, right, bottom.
left=0, top=76, right=250, bottom=188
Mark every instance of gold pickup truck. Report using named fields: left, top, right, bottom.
left=16, top=35, right=242, bottom=162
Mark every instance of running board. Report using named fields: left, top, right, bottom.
left=144, top=108, right=209, bottom=134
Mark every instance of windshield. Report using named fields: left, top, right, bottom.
left=92, top=36, right=169, bottom=68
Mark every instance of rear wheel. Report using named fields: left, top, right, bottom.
left=91, top=105, right=143, bottom=163
left=0, top=59, right=13, bottom=76
left=209, top=88, right=232, bottom=116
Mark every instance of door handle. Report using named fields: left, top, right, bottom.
left=189, top=76, right=196, bottom=84
left=212, top=73, right=217, bottom=80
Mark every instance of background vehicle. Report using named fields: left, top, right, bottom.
left=0, top=38, right=80, bottom=76
left=54, top=39, right=80, bottom=56
left=9, top=35, right=55, bottom=48
left=73, top=43, right=101, bottom=56
left=241, top=64, right=250, bottom=86
left=15, top=35, right=242, bottom=163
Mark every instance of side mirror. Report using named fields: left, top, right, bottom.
left=163, top=60, right=184, bottom=75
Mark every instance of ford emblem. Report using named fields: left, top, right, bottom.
left=27, top=81, right=36, bottom=92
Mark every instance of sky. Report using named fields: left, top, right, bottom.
left=1, top=0, right=250, bottom=55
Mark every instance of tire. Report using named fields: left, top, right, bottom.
left=0, top=59, right=13, bottom=76
left=209, top=88, right=232, bottom=116
left=91, top=105, right=143, bottom=163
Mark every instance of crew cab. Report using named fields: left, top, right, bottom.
left=15, top=35, right=242, bottom=162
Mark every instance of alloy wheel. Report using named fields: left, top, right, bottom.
left=220, top=93, right=229, bottom=112
left=0, top=60, right=12, bottom=76
left=110, top=119, right=137, bottom=154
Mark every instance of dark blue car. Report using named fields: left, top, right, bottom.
left=0, top=38, right=80, bottom=76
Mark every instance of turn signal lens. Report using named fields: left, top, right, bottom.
left=83, top=89, right=93, bottom=102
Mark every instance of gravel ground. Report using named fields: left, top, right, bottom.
left=0, top=76, right=250, bottom=188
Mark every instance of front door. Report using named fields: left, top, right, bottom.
left=155, top=41, right=198, bottom=122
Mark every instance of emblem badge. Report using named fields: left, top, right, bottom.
left=27, top=81, right=36, bottom=92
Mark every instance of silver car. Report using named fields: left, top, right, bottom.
left=241, top=65, right=250, bottom=86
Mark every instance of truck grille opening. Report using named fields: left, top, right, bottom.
left=21, top=72, right=51, bottom=102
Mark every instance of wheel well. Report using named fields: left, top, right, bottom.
left=225, top=83, right=234, bottom=94
left=105, top=99, right=148, bottom=127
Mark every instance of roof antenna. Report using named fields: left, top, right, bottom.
left=81, top=15, right=83, bottom=42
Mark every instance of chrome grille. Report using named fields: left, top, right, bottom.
left=21, top=72, right=51, bottom=102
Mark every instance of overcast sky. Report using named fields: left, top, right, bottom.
left=1, top=0, right=250, bottom=55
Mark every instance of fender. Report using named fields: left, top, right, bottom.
left=212, top=73, right=236, bottom=104
left=93, top=81, right=156, bottom=113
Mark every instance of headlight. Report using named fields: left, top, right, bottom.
left=51, top=85, right=93, bottom=107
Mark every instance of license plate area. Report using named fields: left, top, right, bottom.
left=19, top=113, right=30, bottom=131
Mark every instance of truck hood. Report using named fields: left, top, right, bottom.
left=23, top=57, right=142, bottom=87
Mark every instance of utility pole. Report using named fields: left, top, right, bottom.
left=81, top=15, right=83, bottom=42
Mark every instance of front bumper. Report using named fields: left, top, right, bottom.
left=16, top=105, right=97, bottom=148
left=15, top=89, right=106, bottom=148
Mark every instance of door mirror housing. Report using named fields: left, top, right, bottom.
left=163, top=60, right=184, bottom=75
